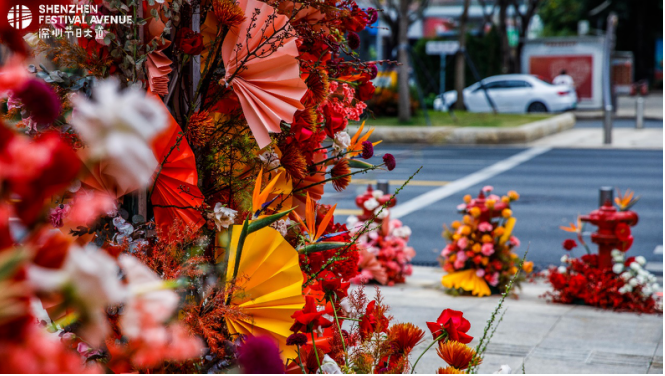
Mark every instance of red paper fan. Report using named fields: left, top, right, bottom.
left=222, top=0, right=307, bottom=149
left=150, top=102, right=205, bottom=234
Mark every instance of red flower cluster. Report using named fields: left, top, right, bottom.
left=545, top=254, right=660, bottom=314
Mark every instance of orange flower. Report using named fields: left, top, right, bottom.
left=508, top=190, right=520, bottom=200
left=501, top=209, right=512, bottom=218
left=330, top=158, right=351, bottom=192
left=388, top=323, right=425, bottom=354
left=463, top=195, right=472, bottom=204
left=213, top=0, right=245, bottom=26
left=437, top=366, right=464, bottom=374
left=468, top=207, right=481, bottom=218
left=451, top=220, right=461, bottom=229
left=186, top=111, right=215, bottom=147
left=437, top=340, right=478, bottom=370
left=615, top=188, right=639, bottom=211
left=523, top=261, right=534, bottom=273
left=292, top=193, right=336, bottom=242
left=560, top=217, right=582, bottom=234
left=347, top=121, right=381, bottom=158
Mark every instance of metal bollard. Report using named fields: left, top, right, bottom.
left=635, top=96, right=645, bottom=129
left=599, top=186, right=613, bottom=207
left=376, top=180, right=389, bottom=194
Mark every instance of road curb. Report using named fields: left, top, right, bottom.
left=351, top=113, right=576, bottom=145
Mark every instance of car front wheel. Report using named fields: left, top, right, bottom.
left=527, top=102, right=548, bottom=113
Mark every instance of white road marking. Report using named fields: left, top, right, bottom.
left=645, top=262, right=663, bottom=273
left=654, top=245, right=663, bottom=255
left=391, top=147, right=552, bottom=219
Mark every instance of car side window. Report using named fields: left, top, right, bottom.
left=506, top=80, right=532, bottom=88
left=474, top=81, right=508, bottom=91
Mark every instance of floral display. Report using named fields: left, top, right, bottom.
left=0, top=0, right=493, bottom=372
left=544, top=192, right=662, bottom=313
left=439, top=187, right=533, bottom=297
left=348, top=185, right=416, bottom=285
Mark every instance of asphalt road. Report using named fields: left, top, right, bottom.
left=321, top=145, right=663, bottom=270
left=576, top=118, right=663, bottom=128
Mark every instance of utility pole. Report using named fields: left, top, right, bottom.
left=397, top=0, right=411, bottom=122
left=602, top=12, right=617, bottom=144
left=454, top=0, right=470, bottom=110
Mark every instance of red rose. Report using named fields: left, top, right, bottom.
left=614, top=223, right=631, bottom=242
left=425, top=309, right=473, bottom=344
left=562, top=239, right=578, bottom=251
left=176, top=28, right=204, bottom=55
left=357, top=81, right=376, bottom=101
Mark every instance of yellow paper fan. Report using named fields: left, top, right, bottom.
left=442, top=269, right=491, bottom=297
left=223, top=225, right=305, bottom=360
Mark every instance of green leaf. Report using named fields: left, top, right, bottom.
left=347, top=159, right=374, bottom=169
left=298, top=242, right=350, bottom=255
left=247, top=208, right=295, bottom=234
left=231, top=219, right=250, bottom=280
left=0, top=249, right=26, bottom=281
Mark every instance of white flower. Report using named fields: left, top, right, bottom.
left=393, top=226, right=412, bottom=239
left=618, top=286, right=627, bottom=294
left=652, top=283, right=661, bottom=291
left=620, top=272, right=632, bottom=280
left=259, top=150, right=280, bottom=170
left=641, top=286, right=652, bottom=297
left=318, top=354, right=343, bottom=374
left=371, top=190, right=384, bottom=199
left=560, top=255, right=569, bottom=263
left=629, top=278, right=639, bottom=287
left=611, top=249, right=622, bottom=258
left=636, top=275, right=647, bottom=285
left=27, top=246, right=126, bottom=346
left=612, top=263, right=624, bottom=274
left=635, top=256, right=647, bottom=266
left=630, top=262, right=642, bottom=271
left=332, top=131, right=351, bottom=156
left=346, top=215, right=359, bottom=227
left=493, top=365, right=512, bottom=374
left=213, top=202, right=237, bottom=231
left=558, top=266, right=567, bottom=274
left=117, top=255, right=179, bottom=339
left=339, top=297, right=360, bottom=319
left=374, top=207, right=389, bottom=219
left=70, top=78, right=168, bottom=189
left=363, top=198, right=379, bottom=211
left=270, top=218, right=290, bottom=237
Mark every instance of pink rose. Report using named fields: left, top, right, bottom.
left=457, top=237, right=468, bottom=249
left=481, top=243, right=494, bottom=256
left=454, top=259, right=465, bottom=270
left=456, top=251, right=468, bottom=262
left=488, top=272, right=499, bottom=286
left=510, top=236, right=521, bottom=247
left=482, top=185, right=494, bottom=192
left=442, top=245, right=454, bottom=257
left=476, top=269, right=485, bottom=277
left=478, top=222, right=493, bottom=232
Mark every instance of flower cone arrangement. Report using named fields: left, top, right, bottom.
left=439, top=187, right=533, bottom=296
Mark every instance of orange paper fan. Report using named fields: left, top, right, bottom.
left=150, top=101, right=205, bottom=234
left=221, top=0, right=307, bottom=148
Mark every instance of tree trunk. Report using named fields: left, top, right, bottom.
left=454, top=0, right=471, bottom=110
left=397, top=0, right=411, bottom=122
left=498, top=0, right=510, bottom=74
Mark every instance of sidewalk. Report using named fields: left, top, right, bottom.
left=574, top=95, right=663, bottom=120
left=374, top=266, right=663, bottom=374
left=527, top=127, right=663, bottom=149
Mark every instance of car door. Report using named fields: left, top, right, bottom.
left=465, top=81, right=507, bottom=112
left=502, top=80, right=533, bottom=113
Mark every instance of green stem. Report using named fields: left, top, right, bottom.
left=411, top=334, right=445, bottom=374
left=296, top=346, right=307, bottom=374
left=332, top=295, right=348, bottom=367
left=310, top=330, right=322, bottom=371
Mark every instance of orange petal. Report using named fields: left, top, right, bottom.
left=314, top=203, right=336, bottom=241
left=252, top=168, right=264, bottom=213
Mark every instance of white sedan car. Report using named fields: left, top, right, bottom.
left=433, top=74, right=577, bottom=113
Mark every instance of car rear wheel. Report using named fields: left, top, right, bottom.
left=527, top=102, right=548, bottom=113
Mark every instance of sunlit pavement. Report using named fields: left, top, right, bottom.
left=362, top=266, right=663, bottom=374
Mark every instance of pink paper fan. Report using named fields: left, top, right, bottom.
left=222, top=0, right=307, bottom=148
left=145, top=41, right=172, bottom=97
left=356, top=248, right=388, bottom=285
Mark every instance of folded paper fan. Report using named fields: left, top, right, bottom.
left=221, top=0, right=307, bottom=148
left=145, top=41, right=172, bottom=97
left=78, top=150, right=151, bottom=199
left=223, top=225, right=305, bottom=360
left=150, top=100, right=205, bottom=234
left=442, top=269, right=491, bottom=297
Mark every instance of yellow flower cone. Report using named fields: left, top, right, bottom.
left=223, top=225, right=305, bottom=360
left=442, top=269, right=491, bottom=297
left=499, top=217, right=516, bottom=245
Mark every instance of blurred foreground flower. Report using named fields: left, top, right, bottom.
left=70, top=79, right=168, bottom=189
